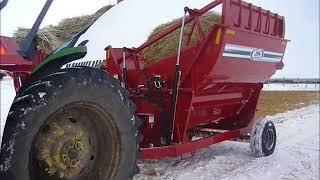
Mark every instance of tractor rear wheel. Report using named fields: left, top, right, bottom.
left=0, top=67, right=141, bottom=180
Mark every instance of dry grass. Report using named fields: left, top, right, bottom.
left=143, top=11, right=221, bottom=63
left=13, top=5, right=113, bottom=54
left=256, top=91, right=320, bottom=119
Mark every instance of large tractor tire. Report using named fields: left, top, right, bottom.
left=0, top=67, right=141, bottom=180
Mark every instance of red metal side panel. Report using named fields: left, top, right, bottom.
left=0, top=36, right=47, bottom=73
left=207, top=29, right=286, bottom=83
left=196, top=0, right=288, bottom=85
left=0, top=36, right=32, bottom=67
left=223, top=0, right=285, bottom=38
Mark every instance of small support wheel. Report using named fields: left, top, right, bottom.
left=250, top=119, right=276, bottom=157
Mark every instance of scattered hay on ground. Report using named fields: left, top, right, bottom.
left=13, top=5, right=113, bottom=54
left=143, top=11, right=221, bottom=63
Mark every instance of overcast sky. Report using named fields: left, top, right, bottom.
left=0, top=0, right=319, bottom=78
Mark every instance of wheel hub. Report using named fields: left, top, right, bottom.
left=30, top=103, right=121, bottom=179
left=265, top=128, right=275, bottom=150
left=60, top=140, right=84, bottom=169
left=32, top=117, right=94, bottom=179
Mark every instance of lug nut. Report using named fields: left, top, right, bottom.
left=69, top=141, right=75, bottom=148
left=70, top=159, right=80, bottom=168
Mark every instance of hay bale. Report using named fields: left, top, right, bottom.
left=53, top=15, right=94, bottom=42
left=143, top=12, right=221, bottom=63
left=94, top=5, right=113, bottom=17
left=14, top=26, right=62, bottom=53
left=13, top=5, right=113, bottom=53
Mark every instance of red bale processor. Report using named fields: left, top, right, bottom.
left=0, top=36, right=47, bottom=91
left=0, top=0, right=288, bottom=179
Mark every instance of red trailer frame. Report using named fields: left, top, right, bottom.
left=104, top=0, right=287, bottom=159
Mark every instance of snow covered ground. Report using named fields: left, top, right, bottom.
left=263, top=83, right=320, bottom=91
left=0, top=77, right=319, bottom=179
left=135, top=104, right=320, bottom=180
left=0, top=77, right=15, bottom=144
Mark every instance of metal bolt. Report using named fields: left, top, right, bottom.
left=70, top=159, right=80, bottom=168
left=76, top=142, right=81, bottom=149
left=69, top=141, right=75, bottom=148
left=62, top=154, right=68, bottom=161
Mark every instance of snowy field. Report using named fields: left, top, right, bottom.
left=135, top=104, right=320, bottom=180
left=263, top=83, right=320, bottom=91
left=0, top=77, right=15, bottom=144
left=0, top=77, right=319, bottom=179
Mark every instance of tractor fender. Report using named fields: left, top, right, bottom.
left=31, top=46, right=88, bottom=74
left=17, top=46, right=88, bottom=94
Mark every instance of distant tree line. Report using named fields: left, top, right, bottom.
left=267, top=78, right=320, bottom=84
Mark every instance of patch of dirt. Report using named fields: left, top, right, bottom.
left=256, top=91, right=320, bottom=119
